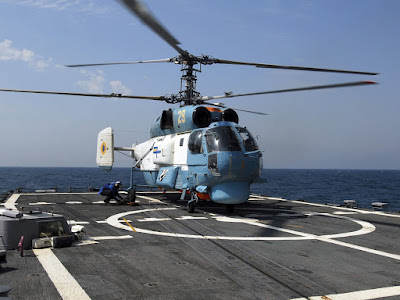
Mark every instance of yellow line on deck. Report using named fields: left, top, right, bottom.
left=123, top=218, right=137, bottom=232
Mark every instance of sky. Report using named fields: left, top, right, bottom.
left=0, top=0, right=398, bottom=169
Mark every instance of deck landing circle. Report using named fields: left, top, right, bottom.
left=106, top=208, right=376, bottom=241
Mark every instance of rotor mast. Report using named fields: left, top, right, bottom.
left=178, top=56, right=201, bottom=106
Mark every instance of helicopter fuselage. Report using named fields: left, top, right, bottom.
left=134, top=105, right=262, bottom=204
left=97, top=105, right=263, bottom=205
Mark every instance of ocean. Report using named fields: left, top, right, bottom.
left=0, top=167, right=399, bottom=212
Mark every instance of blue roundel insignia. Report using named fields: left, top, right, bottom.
left=101, top=142, right=107, bottom=155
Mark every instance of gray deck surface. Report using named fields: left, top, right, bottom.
left=1, top=192, right=400, bottom=299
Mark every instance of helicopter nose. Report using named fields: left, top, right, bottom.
left=210, top=181, right=250, bottom=204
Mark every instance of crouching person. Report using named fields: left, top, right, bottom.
left=99, top=181, right=124, bottom=205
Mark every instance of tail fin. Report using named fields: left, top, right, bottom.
left=96, top=127, right=114, bottom=171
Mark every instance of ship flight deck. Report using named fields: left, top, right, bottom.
left=1, top=191, right=400, bottom=300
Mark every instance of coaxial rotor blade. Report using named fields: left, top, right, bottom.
left=66, top=58, right=174, bottom=68
left=118, top=0, right=187, bottom=56
left=212, top=59, right=378, bottom=76
left=203, top=102, right=268, bottom=115
left=0, top=88, right=166, bottom=101
left=199, top=81, right=377, bottom=101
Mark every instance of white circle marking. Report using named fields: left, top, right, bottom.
left=106, top=208, right=376, bottom=241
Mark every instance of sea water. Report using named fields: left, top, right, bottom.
left=0, top=167, right=399, bottom=212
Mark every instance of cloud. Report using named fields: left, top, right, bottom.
left=0, top=39, right=56, bottom=71
left=76, top=70, right=133, bottom=97
left=0, top=0, right=112, bottom=14
left=16, top=0, right=78, bottom=10
left=0, top=39, right=34, bottom=62
left=35, top=57, right=54, bottom=71
left=77, top=69, right=106, bottom=93
left=109, top=80, right=132, bottom=95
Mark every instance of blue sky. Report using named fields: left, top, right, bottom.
left=0, top=0, right=398, bottom=169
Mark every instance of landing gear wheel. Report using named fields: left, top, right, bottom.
left=187, top=201, right=196, bottom=213
left=226, top=204, right=235, bottom=213
left=187, top=191, right=198, bottom=213
left=127, top=188, right=136, bottom=203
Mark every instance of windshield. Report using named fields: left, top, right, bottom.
left=206, top=126, right=241, bottom=152
left=236, top=127, right=259, bottom=151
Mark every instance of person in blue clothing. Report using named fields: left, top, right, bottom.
left=98, top=181, right=124, bottom=205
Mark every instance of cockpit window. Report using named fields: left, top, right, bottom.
left=206, top=126, right=241, bottom=152
left=188, top=130, right=203, bottom=154
left=236, top=127, right=259, bottom=151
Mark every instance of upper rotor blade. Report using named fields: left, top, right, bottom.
left=0, top=88, right=165, bottom=101
left=200, top=81, right=378, bottom=101
left=66, top=58, right=173, bottom=68
left=118, top=0, right=187, bottom=56
left=213, top=59, right=378, bottom=76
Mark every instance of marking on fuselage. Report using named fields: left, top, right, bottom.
left=153, top=146, right=161, bottom=158
left=158, top=169, right=169, bottom=181
left=101, top=141, right=107, bottom=155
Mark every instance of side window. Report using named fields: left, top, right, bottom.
left=188, top=130, right=203, bottom=154
left=180, top=138, right=184, bottom=146
left=236, top=127, right=259, bottom=151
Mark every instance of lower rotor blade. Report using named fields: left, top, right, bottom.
left=0, top=88, right=165, bottom=101
left=213, top=59, right=379, bottom=76
left=203, top=102, right=268, bottom=115
left=66, top=58, right=173, bottom=68
left=200, top=81, right=377, bottom=101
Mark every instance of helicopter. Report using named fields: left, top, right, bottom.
left=0, top=0, right=378, bottom=213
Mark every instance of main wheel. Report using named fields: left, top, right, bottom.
left=187, top=202, right=195, bottom=213
left=128, top=188, right=136, bottom=203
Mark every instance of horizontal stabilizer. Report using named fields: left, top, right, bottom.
left=96, top=127, right=114, bottom=171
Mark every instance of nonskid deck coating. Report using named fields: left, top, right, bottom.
left=1, top=192, right=400, bottom=299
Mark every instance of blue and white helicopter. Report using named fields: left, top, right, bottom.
left=0, top=0, right=378, bottom=212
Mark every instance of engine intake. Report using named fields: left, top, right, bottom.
left=222, top=108, right=239, bottom=124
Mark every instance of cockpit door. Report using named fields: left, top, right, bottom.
left=173, top=133, right=189, bottom=165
